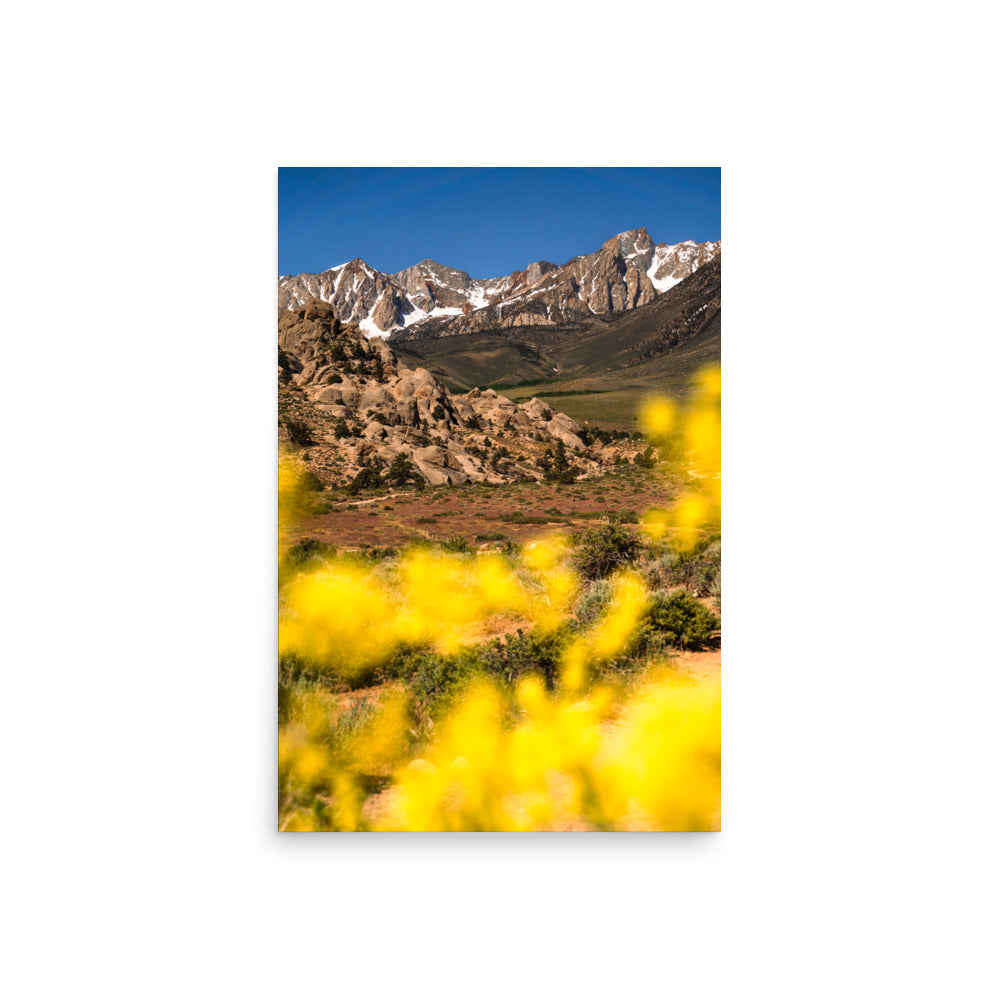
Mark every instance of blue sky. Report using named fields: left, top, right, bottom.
left=278, top=167, right=720, bottom=279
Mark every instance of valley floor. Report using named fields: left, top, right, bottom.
left=288, top=465, right=673, bottom=551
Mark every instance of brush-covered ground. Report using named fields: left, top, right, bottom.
left=279, top=462, right=721, bottom=831
left=286, top=463, right=673, bottom=551
left=278, top=363, right=721, bottom=831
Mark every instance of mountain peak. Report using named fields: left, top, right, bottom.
left=280, top=227, right=720, bottom=337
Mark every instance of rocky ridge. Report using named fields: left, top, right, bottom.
left=279, top=298, right=639, bottom=487
left=278, top=228, right=719, bottom=339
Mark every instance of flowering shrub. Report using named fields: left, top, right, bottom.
left=278, top=365, right=722, bottom=831
left=639, top=366, right=721, bottom=550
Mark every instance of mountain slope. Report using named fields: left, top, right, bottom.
left=278, top=228, right=719, bottom=338
left=392, top=255, right=721, bottom=398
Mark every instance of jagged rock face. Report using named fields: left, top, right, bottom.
left=278, top=259, right=404, bottom=336
left=390, top=260, right=477, bottom=313
left=423, top=228, right=663, bottom=336
left=647, top=239, right=721, bottom=293
left=277, top=228, right=719, bottom=339
left=278, top=298, right=608, bottom=487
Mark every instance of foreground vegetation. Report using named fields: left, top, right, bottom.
left=278, top=367, right=721, bottom=831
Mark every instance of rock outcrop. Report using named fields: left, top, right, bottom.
left=278, top=298, right=623, bottom=488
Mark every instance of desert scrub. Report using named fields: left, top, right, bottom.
left=282, top=417, right=315, bottom=447
left=375, top=671, right=720, bottom=832
left=284, top=537, right=337, bottom=570
left=476, top=626, right=574, bottom=689
left=573, top=523, right=642, bottom=580
left=573, top=578, right=615, bottom=626
left=280, top=667, right=721, bottom=831
left=279, top=684, right=412, bottom=830
left=500, top=510, right=552, bottom=525
left=633, top=590, right=720, bottom=652
left=399, top=646, right=488, bottom=727
left=655, top=535, right=721, bottom=605
left=608, top=509, right=639, bottom=524
left=348, top=462, right=383, bottom=494
left=277, top=364, right=723, bottom=830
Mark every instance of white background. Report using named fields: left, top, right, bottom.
left=3, top=2, right=997, bottom=997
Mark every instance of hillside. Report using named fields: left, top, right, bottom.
left=278, top=299, right=645, bottom=489
left=391, top=256, right=721, bottom=428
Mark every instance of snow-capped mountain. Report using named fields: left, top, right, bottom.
left=277, top=228, right=720, bottom=339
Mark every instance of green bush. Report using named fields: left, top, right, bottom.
left=633, top=446, right=657, bottom=468
left=541, top=439, right=578, bottom=484
left=386, top=452, right=420, bottom=487
left=634, top=590, right=720, bottom=652
left=348, top=463, right=383, bottom=494
left=656, top=536, right=721, bottom=605
left=283, top=417, right=314, bottom=447
left=574, top=524, right=642, bottom=580
left=284, top=537, right=337, bottom=568
left=609, top=509, right=639, bottom=524
left=573, top=578, right=615, bottom=626
left=397, top=647, right=486, bottom=725
left=477, top=627, right=574, bottom=689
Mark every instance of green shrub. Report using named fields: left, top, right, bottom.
left=400, top=647, right=486, bottom=724
left=386, top=452, right=420, bottom=487
left=633, top=446, right=657, bottom=468
left=499, top=510, right=550, bottom=525
left=609, top=509, right=639, bottom=524
left=283, top=417, right=314, bottom=446
left=573, top=578, right=615, bottom=626
left=441, top=536, right=472, bottom=553
left=348, top=462, right=383, bottom=494
left=656, top=536, right=721, bottom=604
left=574, top=524, right=642, bottom=580
left=356, top=546, right=398, bottom=562
left=284, top=537, right=337, bottom=568
left=634, top=590, right=720, bottom=652
left=541, top=439, right=578, bottom=484
left=477, top=626, right=574, bottom=689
